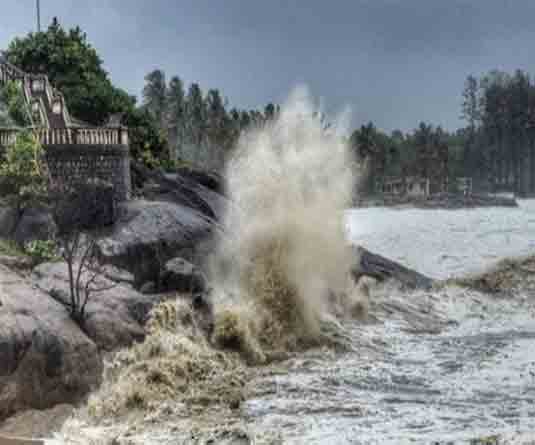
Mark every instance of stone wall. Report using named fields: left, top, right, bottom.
left=44, top=144, right=131, bottom=201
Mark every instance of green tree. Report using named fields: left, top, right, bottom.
left=0, top=80, right=31, bottom=127
left=5, top=18, right=133, bottom=125
left=142, top=69, right=167, bottom=131
left=185, top=83, right=206, bottom=148
left=124, top=107, right=167, bottom=167
left=0, top=131, right=46, bottom=203
left=461, top=75, right=481, bottom=174
left=166, top=75, right=186, bottom=161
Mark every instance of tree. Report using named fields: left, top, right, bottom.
left=5, top=18, right=133, bottom=125
left=461, top=75, right=480, bottom=174
left=142, top=69, right=167, bottom=131
left=166, top=75, right=185, bottom=160
left=124, top=107, right=168, bottom=168
left=0, top=131, right=46, bottom=204
left=0, top=80, right=31, bottom=127
left=185, top=83, right=207, bottom=160
left=48, top=180, right=116, bottom=327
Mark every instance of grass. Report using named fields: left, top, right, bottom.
left=0, top=238, right=25, bottom=257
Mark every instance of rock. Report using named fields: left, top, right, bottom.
left=160, top=257, right=206, bottom=293
left=32, top=262, right=166, bottom=351
left=356, top=192, right=518, bottom=210
left=132, top=162, right=226, bottom=220
left=0, top=264, right=101, bottom=421
left=0, top=256, right=33, bottom=271
left=49, top=180, right=117, bottom=232
left=416, top=193, right=518, bottom=209
left=0, top=206, right=19, bottom=239
left=352, top=246, right=434, bottom=290
left=101, top=265, right=135, bottom=286
left=171, top=167, right=224, bottom=195
left=97, top=200, right=218, bottom=285
left=140, top=281, right=157, bottom=295
left=0, top=403, right=73, bottom=438
left=13, top=207, right=55, bottom=246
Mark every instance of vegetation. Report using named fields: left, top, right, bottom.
left=0, top=131, right=47, bottom=204
left=0, top=238, right=25, bottom=257
left=140, top=68, right=279, bottom=171
left=5, top=18, right=134, bottom=126
left=350, top=122, right=459, bottom=195
left=0, top=80, right=31, bottom=127
left=5, top=19, right=535, bottom=192
left=24, top=239, right=58, bottom=264
left=48, top=180, right=115, bottom=326
left=350, top=69, right=535, bottom=196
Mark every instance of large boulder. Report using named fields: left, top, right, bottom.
left=132, top=162, right=227, bottom=221
left=31, top=262, right=166, bottom=351
left=166, top=168, right=224, bottom=195
left=0, top=206, right=19, bottom=239
left=97, top=200, right=219, bottom=285
left=352, top=246, right=435, bottom=290
left=0, top=264, right=101, bottom=421
left=13, top=206, right=55, bottom=246
left=160, top=257, right=206, bottom=293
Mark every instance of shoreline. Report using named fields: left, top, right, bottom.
left=355, top=192, right=518, bottom=210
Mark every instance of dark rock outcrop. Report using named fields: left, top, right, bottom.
left=132, top=162, right=226, bottom=220
left=160, top=257, right=206, bottom=293
left=0, top=206, right=19, bottom=239
left=416, top=193, right=518, bottom=209
left=31, top=262, right=166, bottom=351
left=13, top=206, right=56, bottom=246
left=353, top=246, right=435, bottom=290
left=97, top=200, right=219, bottom=286
left=169, top=167, right=224, bottom=195
left=357, top=193, right=518, bottom=210
left=0, top=264, right=101, bottom=421
left=97, top=163, right=228, bottom=287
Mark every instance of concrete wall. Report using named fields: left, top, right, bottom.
left=45, top=144, right=131, bottom=201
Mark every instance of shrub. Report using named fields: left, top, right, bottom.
left=24, top=239, right=58, bottom=264
left=0, top=131, right=47, bottom=204
left=0, top=80, right=31, bottom=127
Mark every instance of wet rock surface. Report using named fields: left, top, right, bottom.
left=97, top=200, right=217, bottom=285
left=31, top=261, right=167, bottom=351
left=0, top=264, right=101, bottom=421
left=14, top=207, right=55, bottom=246
left=0, top=404, right=73, bottom=438
left=160, top=257, right=206, bottom=293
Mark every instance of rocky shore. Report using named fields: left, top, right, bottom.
left=357, top=192, right=518, bottom=210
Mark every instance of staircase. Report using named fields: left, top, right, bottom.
left=0, top=57, right=128, bottom=148
left=0, top=56, right=71, bottom=129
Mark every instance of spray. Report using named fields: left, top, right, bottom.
left=210, top=86, right=360, bottom=355
left=56, top=87, right=365, bottom=443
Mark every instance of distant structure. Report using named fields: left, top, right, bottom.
left=456, top=177, right=473, bottom=196
left=378, top=177, right=431, bottom=198
left=378, top=176, right=473, bottom=198
left=0, top=57, right=131, bottom=200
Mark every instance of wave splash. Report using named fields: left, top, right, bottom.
left=55, top=87, right=366, bottom=444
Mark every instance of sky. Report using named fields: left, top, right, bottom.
left=2, top=0, right=535, bottom=133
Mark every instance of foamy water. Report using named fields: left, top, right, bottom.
left=346, top=199, right=535, bottom=279
left=46, top=202, right=535, bottom=445
left=44, top=87, right=535, bottom=444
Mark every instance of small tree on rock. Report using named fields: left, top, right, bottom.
left=48, top=180, right=116, bottom=326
